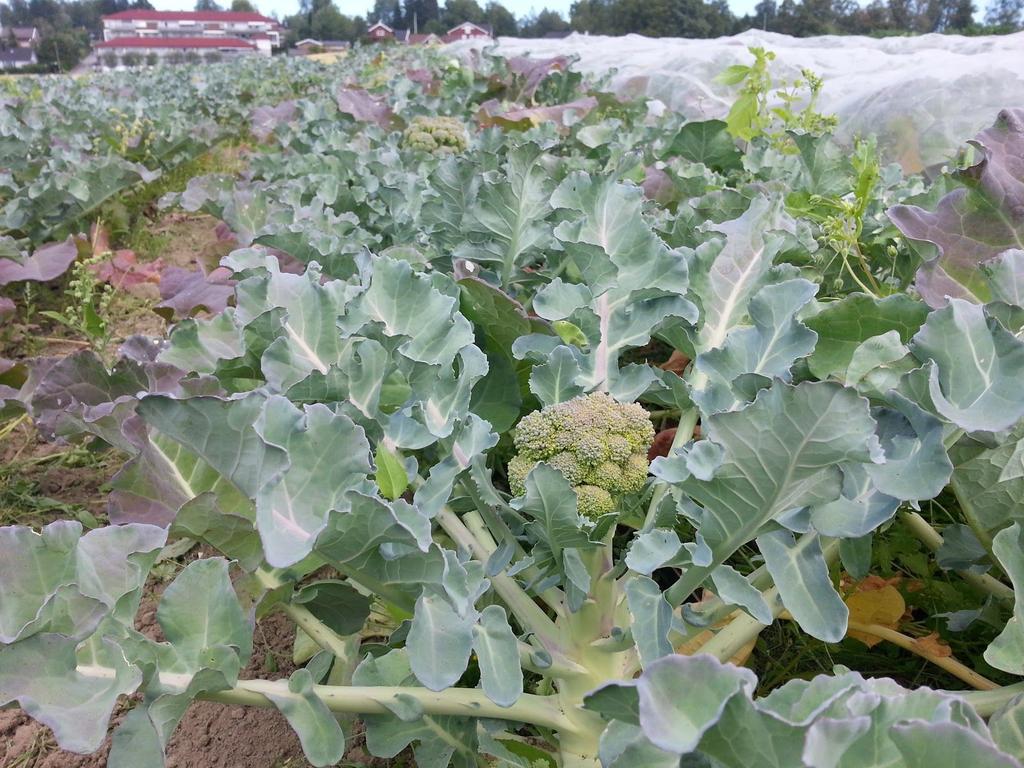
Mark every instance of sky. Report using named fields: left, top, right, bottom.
left=153, top=0, right=762, bottom=23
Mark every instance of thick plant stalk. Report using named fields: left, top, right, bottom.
left=463, top=508, right=566, bottom=616
left=962, top=682, right=1024, bottom=718
left=255, top=569, right=356, bottom=660
left=73, top=665, right=576, bottom=732
left=436, top=506, right=563, bottom=652
left=700, top=537, right=840, bottom=660
left=899, top=509, right=1014, bottom=601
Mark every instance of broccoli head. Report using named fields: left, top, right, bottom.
left=402, top=115, right=468, bottom=155
left=508, top=393, right=655, bottom=518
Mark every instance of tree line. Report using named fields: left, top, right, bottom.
left=282, top=0, right=1020, bottom=47
left=1, top=0, right=1021, bottom=74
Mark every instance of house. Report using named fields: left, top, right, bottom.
left=408, top=33, right=442, bottom=45
left=101, top=10, right=282, bottom=48
left=443, top=21, right=492, bottom=42
left=0, top=47, right=36, bottom=69
left=293, top=38, right=350, bottom=53
left=366, top=21, right=394, bottom=41
left=1, top=26, right=39, bottom=48
left=94, top=36, right=258, bottom=68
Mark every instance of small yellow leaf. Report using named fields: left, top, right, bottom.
left=845, top=584, right=906, bottom=647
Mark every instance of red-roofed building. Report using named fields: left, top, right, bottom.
left=408, top=33, right=442, bottom=45
left=94, top=36, right=259, bottom=68
left=443, top=22, right=491, bottom=42
left=366, top=20, right=393, bottom=41
left=101, top=9, right=282, bottom=48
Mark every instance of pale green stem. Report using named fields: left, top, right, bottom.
left=899, top=509, right=1013, bottom=601
left=74, top=665, right=576, bottom=733
left=436, top=506, right=563, bottom=653
left=701, top=588, right=784, bottom=662
left=464, top=509, right=565, bottom=616
left=518, top=641, right=590, bottom=679
left=961, top=682, right=1024, bottom=718
left=255, top=570, right=356, bottom=660
left=641, top=407, right=700, bottom=533
left=699, top=536, right=840, bottom=662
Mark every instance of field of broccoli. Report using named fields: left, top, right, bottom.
left=2, top=42, right=1024, bottom=768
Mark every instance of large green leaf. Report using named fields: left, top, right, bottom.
left=756, top=530, right=848, bottom=642
left=471, top=605, right=523, bottom=707
left=910, top=298, right=1024, bottom=432
left=635, top=654, right=755, bottom=754
left=655, top=381, right=879, bottom=605
left=407, top=590, right=475, bottom=691
left=694, top=278, right=818, bottom=413
left=263, top=669, right=346, bottom=767
left=458, top=142, right=556, bottom=284
left=804, top=293, right=928, bottom=381
left=985, top=522, right=1024, bottom=675
left=253, top=397, right=372, bottom=567
left=0, top=521, right=165, bottom=644
left=0, top=635, right=142, bottom=753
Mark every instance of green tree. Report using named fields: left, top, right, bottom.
left=195, top=0, right=223, bottom=9
left=442, top=0, right=485, bottom=26
left=311, top=4, right=356, bottom=38
left=230, top=0, right=258, bottom=10
left=519, top=7, right=570, bottom=35
left=404, top=0, right=440, bottom=31
left=947, top=0, right=976, bottom=28
left=368, top=0, right=403, bottom=26
left=36, top=28, right=89, bottom=71
left=985, top=0, right=1022, bottom=27
left=485, top=0, right=517, bottom=34
left=570, top=0, right=617, bottom=32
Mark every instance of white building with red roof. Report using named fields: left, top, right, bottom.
left=101, top=9, right=282, bottom=49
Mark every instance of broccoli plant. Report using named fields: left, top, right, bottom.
left=508, top=393, right=654, bottom=517
left=402, top=115, right=469, bottom=154
left=3, top=58, right=1024, bottom=768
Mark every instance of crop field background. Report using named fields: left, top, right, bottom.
left=2, top=34, right=1024, bottom=768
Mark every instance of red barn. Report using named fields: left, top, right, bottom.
left=367, top=21, right=394, bottom=41
left=443, top=22, right=492, bottom=42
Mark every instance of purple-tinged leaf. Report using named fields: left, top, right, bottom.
left=91, top=250, right=164, bottom=295
left=25, top=348, right=220, bottom=449
left=335, top=87, right=394, bottom=127
left=506, top=56, right=570, bottom=99
left=888, top=109, right=1024, bottom=308
left=251, top=100, right=296, bottom=142
left=0, top=296, right=14, bottom=319
left=154, top=266, right=236, bottom=321
left=478, top=97, right=598, bottom=134
left=0, top=238, right=79, bottom=287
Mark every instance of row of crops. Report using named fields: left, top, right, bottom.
left=2, top=44, right=1024, bottom=768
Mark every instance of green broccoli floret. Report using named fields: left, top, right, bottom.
left=508, top=393, right=655, bottom=518
left=402, top=115, right=468, bottom=155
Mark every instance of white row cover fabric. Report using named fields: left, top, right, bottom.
left=449, top=29, right=1024, bottom=172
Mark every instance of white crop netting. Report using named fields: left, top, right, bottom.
left=447, top=29, right=1024, bottom=173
